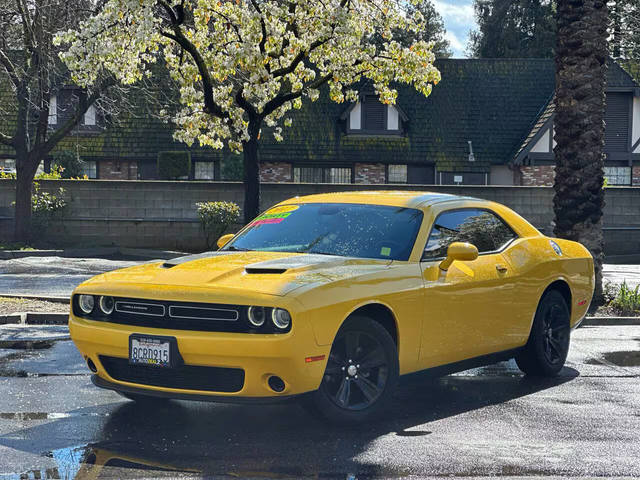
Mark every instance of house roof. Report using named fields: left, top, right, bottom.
left=512, top=97, right=555, bottom=165
left=258, top=58, right=559, bottom=172
left=511, top=60, right=640, bottom=165
left=1, top=58, right=637, bottom=172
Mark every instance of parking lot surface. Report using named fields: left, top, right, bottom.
left=0, top=325, right=638, bottom=479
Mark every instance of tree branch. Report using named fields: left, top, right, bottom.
left=0, top=48, right=21, bottom=88
left=158, top=1, right=229, bottom=120
left=270, top=37, right=331, bottom=79
left=250, top=0, right=268, bottom=68
left=262, top=72, right=332, bottom=115
left=0, top=131, right=13, bottom=147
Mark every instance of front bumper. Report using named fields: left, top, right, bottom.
left=70, top=314, right=329, bottom=399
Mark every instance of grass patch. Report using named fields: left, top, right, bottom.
left=604, top=281, right=640, bottom=316
left=0, top=297, right=27, bottom=305
left=0, top=242, right=36, bottom=251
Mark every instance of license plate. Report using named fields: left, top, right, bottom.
left=129, top=335, right=171, bottom=368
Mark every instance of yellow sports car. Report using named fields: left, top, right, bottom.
left=69, top=191, right=594, bottom=423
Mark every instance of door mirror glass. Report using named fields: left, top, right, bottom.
left=439, top=242, right=478, bottom=271
left=217, top=233, right=234, bottom=249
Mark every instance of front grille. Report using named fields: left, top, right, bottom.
left=99, top=356, right=245, bottom=393
left=73, top=296, right=291, bottom=333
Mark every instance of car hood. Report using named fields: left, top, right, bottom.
left=78, top=251, right=392, bottom=297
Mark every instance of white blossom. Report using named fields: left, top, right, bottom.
left=57, top=0, right=441, bottom=149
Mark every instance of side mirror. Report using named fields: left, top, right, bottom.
left=217, top=233, right=235, bottom=249
left=439, top=242, right=478, bottom=271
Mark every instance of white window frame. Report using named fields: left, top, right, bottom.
left=388, top=164, right=408, bottom=183
left=48, top=95, right=57, bottom=125
left=84, top=105, right=96, bottom=126
left=82, top=160, right=98, bottom=179
left=604, top=166, right=631, bottom=186
left=194, top=161, right=215, bottom=180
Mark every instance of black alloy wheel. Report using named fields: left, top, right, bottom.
left=516, top=289, right=571, bottom=376
left=303, top=315, right=399, bottom=423
left=541, top=302, right=570, bottom=365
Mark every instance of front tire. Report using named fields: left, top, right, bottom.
left=516, top=289, right=571, bottom=376
left=303, top=315, right=399, bottom=424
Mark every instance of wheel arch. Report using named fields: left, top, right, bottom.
left=343, top=302, right=399, bottom=348
left=543, top=279, right=573, bottom=317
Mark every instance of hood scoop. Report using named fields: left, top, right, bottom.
left=245, top=266, right=288, bottom=274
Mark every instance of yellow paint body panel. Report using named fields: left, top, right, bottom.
left=70, top=191, right=594, bottom=400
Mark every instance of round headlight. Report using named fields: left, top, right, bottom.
left=78, top=295, right=95, bottom=314
left=247, top=306, right=266, bottom=327
left=271, top=308, right=291, bottom=330
left=99, top=296, right=114, bottom=315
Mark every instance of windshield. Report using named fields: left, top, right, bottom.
left=223, top=203, right=423, bottom=261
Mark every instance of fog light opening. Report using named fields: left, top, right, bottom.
left=268, top=375, right=286, bottom=393
left=86, top=358, right=98, bottom=373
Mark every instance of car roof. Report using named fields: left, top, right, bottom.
left=279, top=191, right=480, bottom=209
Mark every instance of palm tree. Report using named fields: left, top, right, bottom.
left=553, top=0, right=608, bottom=306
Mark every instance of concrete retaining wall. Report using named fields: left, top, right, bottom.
left=0, top=179, right=638, bottom=254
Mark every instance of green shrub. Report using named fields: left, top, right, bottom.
left=31, top=182, right=67, bottom=234
left=196, top=201, right=241, bottom=249
left=52, top=151, right=85, bottom=178
left=610, top=281, right=640, bottom=316
left=158, top=151, right=191, bottom=180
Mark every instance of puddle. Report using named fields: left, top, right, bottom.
left=0, top=444, right=407, bottom=480
left=0, top=340, right=56, bottom=350
left=590, top=350, right=640, bottom=367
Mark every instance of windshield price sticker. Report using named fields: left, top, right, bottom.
left=252, top=205, right=299, bottom=226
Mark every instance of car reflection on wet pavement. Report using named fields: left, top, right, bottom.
left=0, top=325, right=639, bottom=479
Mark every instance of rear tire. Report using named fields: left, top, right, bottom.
left=302, top=315, right=399, bottom=424
left=516, top=289, right=571, bottom=377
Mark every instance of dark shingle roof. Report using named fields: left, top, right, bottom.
left=2, top=58, right=637, bottom=171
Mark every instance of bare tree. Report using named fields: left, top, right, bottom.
left=0, top=0, right=115, bottom=242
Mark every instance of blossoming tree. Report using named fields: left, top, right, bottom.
left=57, top=0, right=441, bottom=222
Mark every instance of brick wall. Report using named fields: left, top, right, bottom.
left=99, top=160, right=138, bottom=180
left=260, top=162, right=291, bottom=182
left=633, top=166, right=640, bottom=186
left=1, top=180, right=639, bottom=255
left=354, top=163, right=385, bottom=183
left=519, top=165, right=555, bottom=186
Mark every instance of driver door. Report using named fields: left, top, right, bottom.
left=418, top=206, right=520, bottom=369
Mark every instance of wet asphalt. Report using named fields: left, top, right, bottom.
left=0, top=326, right=638, bottom=479
left=1, top=256, right=639, bottom=298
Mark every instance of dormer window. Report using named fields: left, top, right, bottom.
left=346, top=95, right=406, bottom=135
left=48, top=95, right=57, bottom=125
left=84, top=104, right=96, bottom=126
left=47, top=88, right=101, bottom=131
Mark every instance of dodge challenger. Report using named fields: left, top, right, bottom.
left=69, top=191, right=594, bottom=423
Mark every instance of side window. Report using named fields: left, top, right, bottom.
left=423, top=209, right=517, bottom=260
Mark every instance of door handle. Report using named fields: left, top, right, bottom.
left=496, top=264, right=508, bottom=273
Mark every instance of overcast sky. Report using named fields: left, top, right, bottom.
left=433, top=0, right=476, bottom=57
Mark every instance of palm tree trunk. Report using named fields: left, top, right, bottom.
left=553, top=0, right=608, bottom=307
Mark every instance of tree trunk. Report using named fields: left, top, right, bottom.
left=14, top=154, right=37, bottom=243
left=242, top=123, right=261, bottom=224
left=553, top=0, right=608, bottom=307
